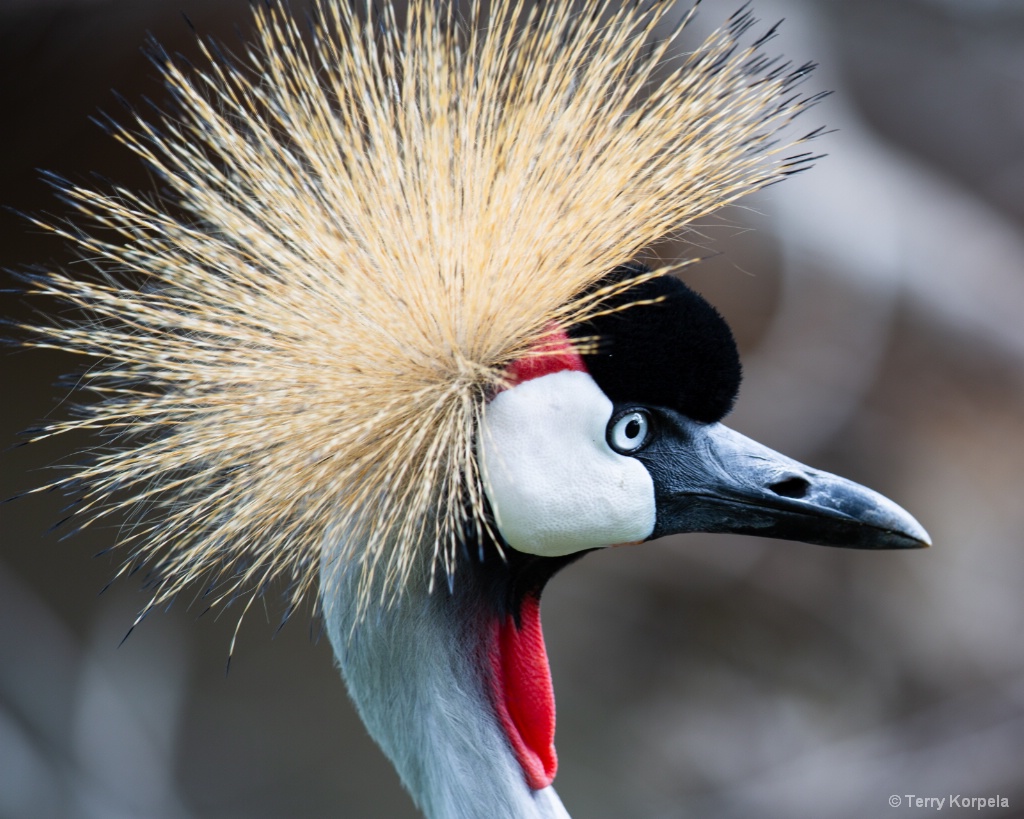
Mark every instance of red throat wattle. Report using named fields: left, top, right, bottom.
left=487, top=594, right=558, bottom=790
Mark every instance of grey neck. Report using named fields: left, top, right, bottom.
left=320, top=548, right=571, bottom=819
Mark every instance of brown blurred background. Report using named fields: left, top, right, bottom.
left=3, top=1, right=1024, bottom=817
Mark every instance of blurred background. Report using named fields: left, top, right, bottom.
left=2, top=0, right=1024, bottom=817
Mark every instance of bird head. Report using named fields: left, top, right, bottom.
left=481, top=269, right=928, bottom=559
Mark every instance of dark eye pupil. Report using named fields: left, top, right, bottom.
left=625, top=418, right=641, bottom=439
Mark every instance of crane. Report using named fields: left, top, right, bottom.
left=19, top=2, right=929, bottom=817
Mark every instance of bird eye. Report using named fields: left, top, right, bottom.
left=607, top=409, right=652, bottom=454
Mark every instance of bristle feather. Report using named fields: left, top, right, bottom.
left=21, top=0, right=821, bottom=624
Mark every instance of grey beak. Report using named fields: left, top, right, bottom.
left=635, top=411, right=930, bottom=550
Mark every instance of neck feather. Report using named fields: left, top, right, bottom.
left=320, top=544, right=574, bottom=819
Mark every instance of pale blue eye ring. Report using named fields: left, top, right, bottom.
left=607, top=409, right=651, bottom=454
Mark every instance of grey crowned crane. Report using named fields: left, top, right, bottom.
left=19, top=1, right=929, bottom=818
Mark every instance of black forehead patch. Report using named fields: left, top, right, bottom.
left=568, top=265, right=742, bottom=423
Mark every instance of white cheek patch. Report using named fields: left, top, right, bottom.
left=479, top=370, right=656, bottom=556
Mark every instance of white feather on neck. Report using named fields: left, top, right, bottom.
left=321, top=544, right=571, bottom=819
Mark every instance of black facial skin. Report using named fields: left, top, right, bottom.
left=458, top=531, right=590, bottom=624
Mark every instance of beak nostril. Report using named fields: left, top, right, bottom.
left=769, top=476, right=811, bottom=499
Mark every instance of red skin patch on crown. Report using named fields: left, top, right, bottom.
left=505, top=327, right=586, bottom=387
left=487, top=595, right=558, bottom=790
